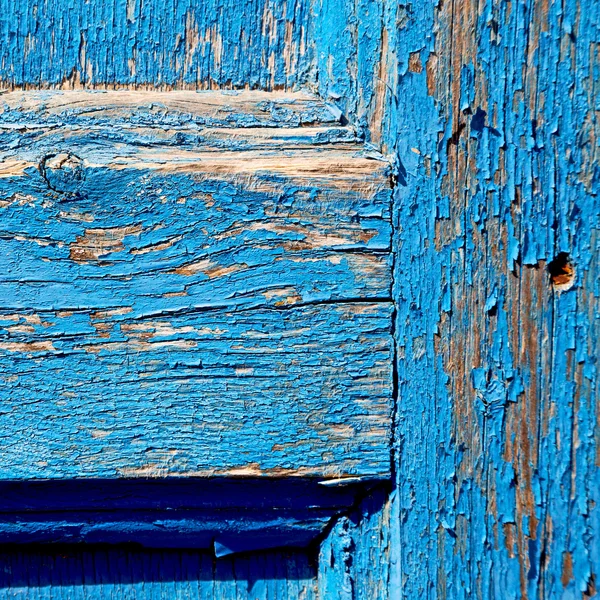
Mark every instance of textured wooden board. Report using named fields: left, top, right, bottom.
left=0, top=0, right=313, bottom=90
left=0, top=546, right=317, bottom=599
left=0, top=91, right=394, bottom=481
left=0, top=89, right=343, bottom=128
left=1, top=0, right=596, bottom=595
left=324, top=0, right=600, bottom=596
left=318, top=486, right=396, bottom=600
left=0, top=302, right=392, bottom=479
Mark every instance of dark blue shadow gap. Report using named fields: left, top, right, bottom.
left=0, top=478, right=372, bottom=511
left=0, top=478, right=386, bottom=555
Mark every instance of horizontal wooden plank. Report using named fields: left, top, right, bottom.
left=0, top=302, right=393, bottom=479
left=0, top=511, right=332, bottom=551
left=0, top=151, right=391, bottom=198
left=0, top=91, right=357, bottom=161
left=0, top=91, right=393, bottom=481
left=0, top=92, right=388, bottom=190
left=0, top=168, right=391, bottom=312
left=0, top=90, right=342, bottom=127
left=1, top=124, right=358, bottom=152
left=0, top=478, right=369, bottom=512
left=0, top=92, right=356, bottom=154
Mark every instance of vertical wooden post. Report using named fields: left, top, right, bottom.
left=316, top=0, right=599, bottom=596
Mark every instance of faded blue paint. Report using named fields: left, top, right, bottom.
left=318, top=485, right=394, bottom=599
left=342, top=0, right=599, bottom=597
left=0, top=169, right=390, bottom=312
left=0, top=91, right=394, bottom=481
left=314, top=0, right=599, bottom=595
left=0, top=0, right=312, bottom=89
left=0, top=0, right=598, bottom=597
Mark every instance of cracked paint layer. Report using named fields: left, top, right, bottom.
left=0, top=0, right=598, bottom=596
left=319, top=0, right=599, bottom=596
left=0, top=0, right=313, bottom=90
left=313, top=0, right=599, bottom=595
left=0, top=90, right=394, bottom=481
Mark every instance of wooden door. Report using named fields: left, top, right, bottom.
left=2, top=0, right=598, bottom=598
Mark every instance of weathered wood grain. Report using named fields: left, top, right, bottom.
left=0, top=90, right=343, bottom=127
left=312, top=0, right=600, bottom=596
left=0, top=90, right=355, bottom=152
left=318, top=486, right=395, bottom=600
left=325, top=0, right=600, bottom=596
left=2, top=0, right=596, bottom=595
left=0, top=302, right=392, bottom=479
left=0, top=0, right=313, bottom=90
left=0, top=91, right=394, bottom=481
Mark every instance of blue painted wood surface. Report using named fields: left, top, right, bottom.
left=0, top=90, right=394, bottom=481
left=0, top=0, right=312, bottom=89
left=0, top=0, right=598, bottom=597
left=0, top=546, right=318, bottom=598
left=314, top=0, right=599, bottom=594
left=328, top=0, right=600, bottom=596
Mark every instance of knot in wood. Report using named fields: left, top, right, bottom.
left=40, top=152, right=85, bottom=196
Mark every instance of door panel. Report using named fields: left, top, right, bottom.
left=0, top=90, right=393, bottom=481
left=0, top=1, right=395, bottom=596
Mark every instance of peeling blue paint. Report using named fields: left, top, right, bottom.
left=0, top=0, right=313, bottom=89
left=0, top=90, right=394, bottom=481
left=0, top=0, right=598, bottom=597
left=345, top=0, right=600, bottom=596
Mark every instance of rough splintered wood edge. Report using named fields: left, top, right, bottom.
left=0, top=89, right=342, bottom=124
left=0, top=150, right=391, bottom=177
left=0, top=157, right=390, bottom=201
left=0, top=89, right=391, bottom=191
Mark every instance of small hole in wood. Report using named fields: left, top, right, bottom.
left=548, top=252, right=575, bottom=290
